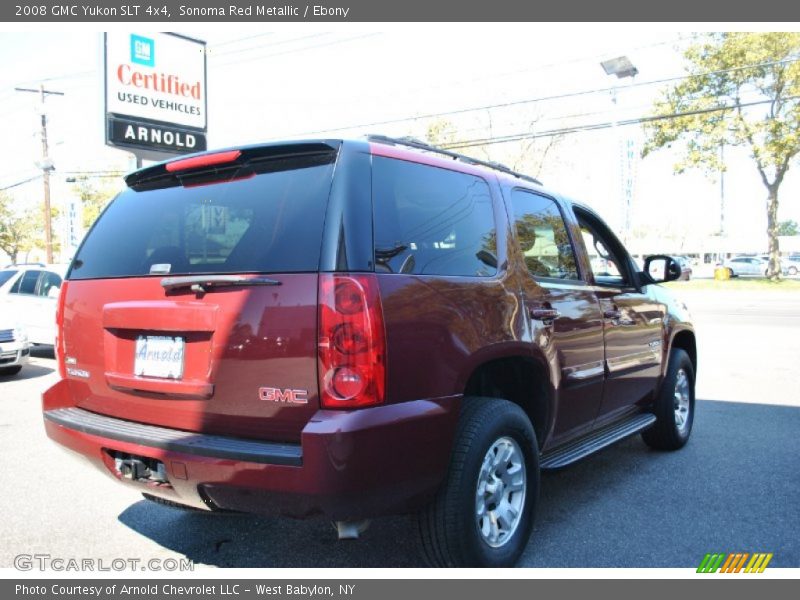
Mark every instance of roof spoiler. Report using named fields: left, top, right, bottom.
left=124, top=141, right=341, bottom=189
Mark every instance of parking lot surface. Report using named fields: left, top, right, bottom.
left=1, top=290, right=797, bottom=568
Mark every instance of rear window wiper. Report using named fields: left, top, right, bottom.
left=161, top=275, right=282, bottom=293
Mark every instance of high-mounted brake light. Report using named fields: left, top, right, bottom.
left=318, top=274, right=386, bottom=409
left=165, top=150, right=242, bottom=173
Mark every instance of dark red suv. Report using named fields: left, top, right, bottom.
left=42, top=136, right=696, bottom=567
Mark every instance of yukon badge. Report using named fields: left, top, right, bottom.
left=259, top=387, right=309, bottom=405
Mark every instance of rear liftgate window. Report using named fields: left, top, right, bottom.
left=69, top=152, right=337, bottom=279
left=372, top=157, right=497, bottom=277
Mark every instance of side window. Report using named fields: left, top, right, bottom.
left=38, top=271, right=62, bottom=298
left=11, top=270, right=40, bottom=295
left=373, top=157, right=497, bottom=277
left=579, top=220, right=631, bottom=287
left=510, top=190, right=579, bottom=280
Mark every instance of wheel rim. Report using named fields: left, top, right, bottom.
left=673, top=368, right=691, bottom=434
left=475, top=436, right=526, bottom=548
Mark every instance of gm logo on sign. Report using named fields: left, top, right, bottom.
left=697, top=552, right=773, bottom=573
left=130, top=34, right=154, bottom=67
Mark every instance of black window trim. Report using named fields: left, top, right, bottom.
left=573, top=205, right=640, bottom=291
left=10, top=270, right=44, bottom=298
left=508, top=187, right=587, bottom=285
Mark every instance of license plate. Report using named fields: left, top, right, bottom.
left=134, top=335, right=185, bottom=379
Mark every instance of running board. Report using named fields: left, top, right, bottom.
left=540, top=413, right=656, bottom=470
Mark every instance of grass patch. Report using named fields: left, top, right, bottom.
left=664, top=278, right=800, bottom=291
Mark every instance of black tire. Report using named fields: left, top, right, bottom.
left=642, top=348, right=695, bottom=451
left=789, top=266, right=798, bottom=276
left=0, top=366, right=22, bottom=377
left=418, top=398, right=539, bottom=567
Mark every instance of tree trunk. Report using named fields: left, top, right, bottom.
left=766, top=186, right=782, bottom=280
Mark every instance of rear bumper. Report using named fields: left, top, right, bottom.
left=42, top=379, right=460, bottom=520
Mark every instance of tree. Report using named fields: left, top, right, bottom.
left=72, top=177, right=118, bottom=229
left=777, top=219, right=798, bottom=236
left=0, top=192, right=38, bottom=265
left=424, top=117, right=561, bottom=180
left=643, top=33, right=800, bottom=279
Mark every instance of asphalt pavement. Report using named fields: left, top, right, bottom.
left=1, top=290, right=798, bottom=569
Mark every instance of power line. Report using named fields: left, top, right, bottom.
left=278, top=56, right=800, bottom=138
left=210, top=33, right=329, bottom=58
left=359, top=35, right=689, bottom=115
left=213, top=33, right=380, bottom=68
left=211, top=32, right=274, bottom=49
left=0, top=174, right=41, bottom=191
left=441, top=95, right=800, bottom=150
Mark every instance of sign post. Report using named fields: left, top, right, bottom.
left=104, top=32, right=207, bottom=163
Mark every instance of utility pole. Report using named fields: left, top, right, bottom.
left=719, top=142, right=726, bottom=237
left=15, top=84, right=64, bottom=264
left=600, top=56, right=639, bottom=246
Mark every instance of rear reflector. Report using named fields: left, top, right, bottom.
left=165, top=150, right=242, bottom=173
left=318, top=274, right=386, bottom=409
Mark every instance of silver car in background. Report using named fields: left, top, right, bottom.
left=723, top=256, right=768, bottom=277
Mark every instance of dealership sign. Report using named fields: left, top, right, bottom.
left=104, top=32, right=207, bottom=157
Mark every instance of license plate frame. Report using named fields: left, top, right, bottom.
left=134, top=335, right=185, bottom=380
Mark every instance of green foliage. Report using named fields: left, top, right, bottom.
left=425, top=120, right=460, bottom=147
left=777, top=219, right=798, bottom=236
left=0, top=192, right=38, bottom=264
left=643, top=32, right=800, bottom=181
left=72, top=177, right=118, bottom=230
left=643, top=33, right=800, bottom=279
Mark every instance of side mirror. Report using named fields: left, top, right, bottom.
left=47, top=286, right=60, bottom=299
left=476, top=249, right=498, bottom=269
left=643, top=255, right=682, bottom=283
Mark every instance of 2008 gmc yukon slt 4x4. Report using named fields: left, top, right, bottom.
left=43, top=136, right=696, bottom=567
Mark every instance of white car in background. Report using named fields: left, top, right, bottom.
left=783, top=257, right=800, bottom=276
left=723, top=256, right=768, bottom=277
left=0, top=319, right=30, bottom=377
left=0, top=264, right=67, bottom=346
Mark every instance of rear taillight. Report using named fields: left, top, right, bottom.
left=55, top=280, right=69, bottom=379
left=318, top=274, right=386, bottom=409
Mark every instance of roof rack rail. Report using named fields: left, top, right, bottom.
left=366, top=134, right=542, bottom=186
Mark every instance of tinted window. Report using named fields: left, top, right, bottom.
left=69, top=154, right=336, bottom=280
left=510, top=190, right=579, bottom=280
left=0, top=270, right=17, bottom=287
left=373, top=157, right=497, bottom=277
left=38, top=271, right=62, bottom=297
left=13, top=270, right=40, bottom=295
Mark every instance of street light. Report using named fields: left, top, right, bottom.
left=600, top=56, right=639, bottom=79
left=600, top=56, right=638, bottom=246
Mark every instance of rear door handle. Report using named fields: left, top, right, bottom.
left=530, top=308, right=561, bottom=321
left=604, top=309, right=622, bottom=320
